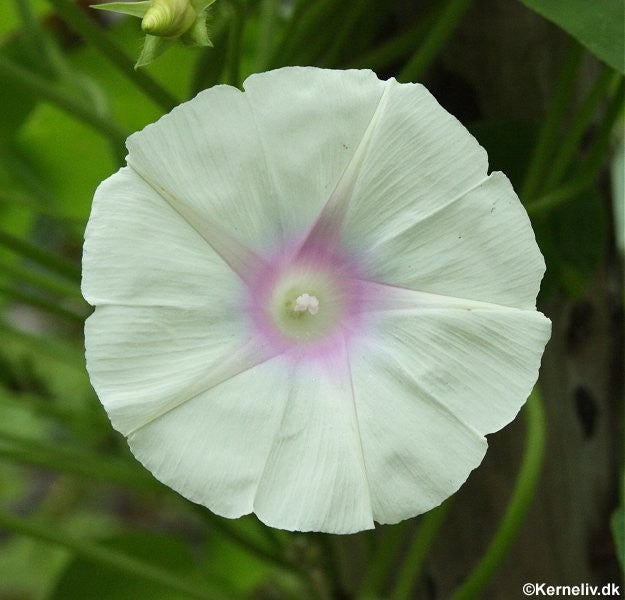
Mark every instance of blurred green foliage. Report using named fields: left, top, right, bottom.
left=517, top=0, right=624, bottom=74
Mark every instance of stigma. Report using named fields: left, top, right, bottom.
left=293, top=293, right=320, bottom=315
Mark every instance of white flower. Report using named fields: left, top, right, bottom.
left=82, top=67, right=551, bottom=534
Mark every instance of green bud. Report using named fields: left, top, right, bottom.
left=141, top=0, right=196, bottom=37
left=91, top=0, right=215, bottom=67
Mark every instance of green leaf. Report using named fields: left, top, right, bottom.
left=0, top=37, right=45, bottom=139
left=468, top=120, right=537, bottom=191
left=517, top=0, right=624, bottom=74
left=0, top=323, right=96, bottom=441
left=136, top=34, right=176, bottom=68
left=185, top=0, right=217, bottom=46
left=91, top=1, right=151, bottom=18
left=182, top=14, right=213, bottom=47
left=16, top=104, right=116, bottom=222
left=535, top=186, right=607, bottom=299
left=192, top=0, right=218, bottom=10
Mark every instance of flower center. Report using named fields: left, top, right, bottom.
left=246, top=243, right=370, bottom=360
left=267, top=268, right=341, bottom=343
left=293, top=293, right=320, bottom=315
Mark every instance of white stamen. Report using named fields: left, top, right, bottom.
left=293, top=293, right=320, bottom=315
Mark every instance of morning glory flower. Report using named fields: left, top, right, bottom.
left=82, top=67, right=551, bottom=533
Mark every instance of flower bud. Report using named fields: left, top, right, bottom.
left=91, top=0, right=215, bottom=67
left=141, top=0, right=196, bottom=37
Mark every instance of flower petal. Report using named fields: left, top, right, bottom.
left=253, top=359, right=374, bottom=533
left=241, top=67, right=388, bottom=239
left=339, top=79, right=488, bottom=248
left=360, top=307, right=551, bottom=438
left=363, top=172, right=545, bottom=309
left=125, top=83, right=282, bottom=260
left=349, top=307, right=549, bottom=523
left=350, top=338, right=487, bottom=524
left=126, top=356, right=292, bottom=518
left=82, top=166, right=243, bottom=308
left=87, top=304, right=373, bottom=530
left=85, top=304, right=259, bottom=435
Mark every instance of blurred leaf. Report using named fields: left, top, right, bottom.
left=0, top=324, right=97, bottom=442
left=77, top=13, right=201, bottom=107
left=3, top=13, right=205, bottom=231
left=517, top=0, right=624, bottom=74
left=0, top=36, right=46, bottom=139
left=16, top=103, right=116, bottom=222
left=0, top=508, right=119, bottom=600
left=50, top=531, right=213, bottom=600
left=203, top=525, right=296, bottom=598
left=10, top=16, right=202, bottom=226
left=91, top=1, right=151, bottom=19
left=0, top=0, right=50, bottom=38
left=468, top=120, right=537, bottom=191
left=535, top=187, right=607, bottom=299
left=0, top=534, right=70, bottom=599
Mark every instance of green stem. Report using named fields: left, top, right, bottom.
left=526, top=176, right=592, bottom=216
left=450, top=389, right=546, bottom=600
left=0, top=510, right=222, bottom=600
left=13, top=0, right=57, bottom=76
left=321, top=0, right=368, bottom=68
left=2, top=260, right=83, bottom=299
left=330, top=533, right=371, bottom=596
left=15, top=0, right=126, bottom=165
left=267, top=0, right=308, bottom=67
left=391, top=499, right=452, bottom=600
left=520, top=41, right=583, bottom=202
left=348, top=15, right=432, bottom=71
left=0, top=143, right=56, bottom=204
left=0, top=190, right=83, bottom=226
left=255, top=0, right=279, bottom=71
left=0, top=229, right=81, bottom=282
left=0, top=283, right=86, bottom=323
left=0, top=319, right=84, bottom=365
left=0, top=430, right=160, bottom=494
left=260, top=523, right=287, bottom=553
left=225, top=0, right=246, bottom=87
left=0, top=390, right=100, bottom=427
left=398, top=0, right=472, bottom=82
left=317, top=534, right=345, bottom=594
left=45, top=0, right=178, bottom=112
left=193, top=506, right=298, bottom=575
left=0, top=428, right=297, bottom=577
left=188, top=16, right=229, bottom=95
left=527, top=77, right=625, bottom=216
left=269, top=0, right=337, bottom=67
left=0, top=54, right=127, bottom=148
left=359, top=524, right=405, bottom=597
left=543, top=69, right=618, bottom=191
